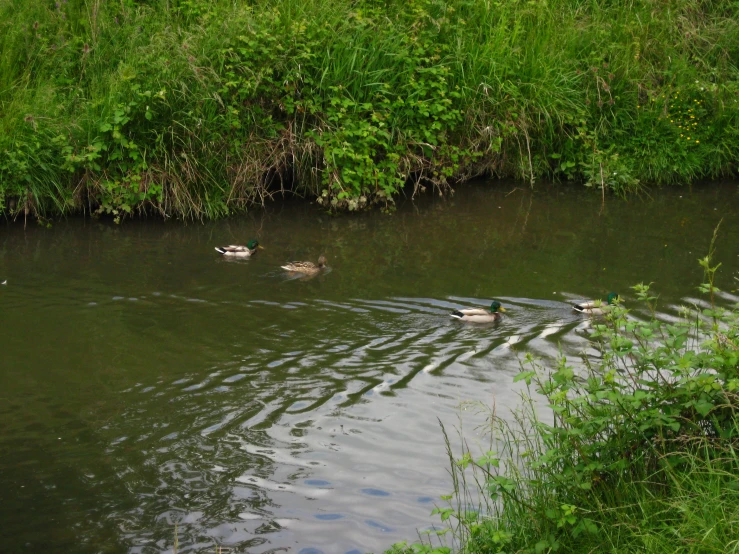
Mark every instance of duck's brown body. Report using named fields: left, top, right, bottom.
left=281, top=255, right=327, bottom=275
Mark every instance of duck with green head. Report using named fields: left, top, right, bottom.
left=214, top=239, right=263, bottom=258
left=573, top=292, right=619, bottom=315
left=450, top=300, right=507, bottom=323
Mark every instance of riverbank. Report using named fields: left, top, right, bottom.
left=1, top=0, right=738, bottom=220
left=390, top=257, right=739, bottom=553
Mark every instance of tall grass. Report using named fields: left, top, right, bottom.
left=389, top=247, right=739, bottom=553
left=1, top=0, right=738, bottom=219
left=422, top=414, right=739, bottom=553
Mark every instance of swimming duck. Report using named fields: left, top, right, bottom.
left=214, top=239, right=262, bottom=258
left=281, top=255, right=327, bottom=275
left=450, top=300, right=507, bottom=323
left=573, top=292, right=619, bottom=315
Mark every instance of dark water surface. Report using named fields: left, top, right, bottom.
left=1, top=182, right=738, bottom=553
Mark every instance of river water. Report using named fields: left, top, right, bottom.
left=1, top=182, right=738, bottom=553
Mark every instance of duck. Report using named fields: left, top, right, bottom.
left=450, top=300, right=507, bottom=323
left=573, top=292, right=619, bottom=315
left=214, top=239, right=262, bottom=258
left=281, top=255, right=327, bottom=275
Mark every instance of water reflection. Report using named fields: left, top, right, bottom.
left=0, top=182, right=737, bottom=553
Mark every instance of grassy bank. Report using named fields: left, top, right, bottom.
left=1, top=0, right=738, bottom=219
left=389, top=244, right=739, bottom=553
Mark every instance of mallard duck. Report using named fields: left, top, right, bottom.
left=281, top=255, right=327, bottom=275
left=573, top=292, right=619, bottom=315
left=214, top=239, right=263, bottom=258
left=450, top=300, right=507, bottom=323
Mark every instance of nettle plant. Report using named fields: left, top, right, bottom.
left=520, top=288, right=738, bottom=482
left=318, top=64, right=473, bottom=207
left=58, top=86, right=165, bottom=222
left=311, top=67, right=471, bottom=211
left=218, top=14, right=474, bottom=211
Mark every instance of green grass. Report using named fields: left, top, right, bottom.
left=1, top=0, right=738, bottom=219
left=405, top=414, right=739, bottom=554
left=388, top=244, right=739, bottom=554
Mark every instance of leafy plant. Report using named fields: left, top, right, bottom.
left=2, top=0, right=739, bottom=219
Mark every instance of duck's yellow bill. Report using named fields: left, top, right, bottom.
left=258, top=245, right=265, bottom=249
left=498, top=307, right=507, bottom=312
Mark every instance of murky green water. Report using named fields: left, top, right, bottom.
left=1, top=182, right=738, bottom=553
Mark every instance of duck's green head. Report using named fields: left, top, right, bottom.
left=490, top=300, right=507, bottom=313
left=606, top=292, right=619, bottom=305
left=247, top=239, right=262, bottom=250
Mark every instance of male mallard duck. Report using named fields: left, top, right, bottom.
left=450, top=300, right=507, bottom=323
left=573, top=292, right=619, bottom=315
left=281, top=255, right=327, bottom=275
left=214, top=239, right=263, bottom=258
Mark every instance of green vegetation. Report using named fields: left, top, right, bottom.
left=1, top=0, right=738, bottom=219
left=389, top=235, right=739, bottom=553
